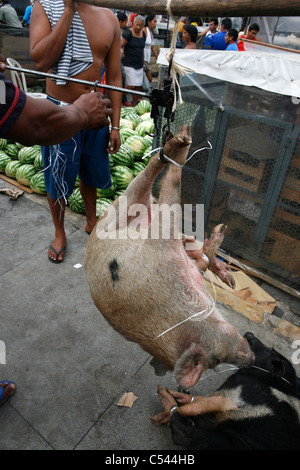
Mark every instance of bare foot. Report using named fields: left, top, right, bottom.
left=0, top=382, right=16, bottom=406
left=85, top=220, right=97, bottom=235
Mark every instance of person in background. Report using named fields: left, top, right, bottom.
left=182, top=23, right=198, bottom=49
left=143, top=15, right=158, bottom=84
left=30, top=0, right=122, bottom=263
left=212, top=17, right=232, bottom=50
left=200, top=18, right=218, bottom=49
left=170, top=16, right=187, bottom=48
left=0, top=0, right=23, bottom=28
left=117, top=11, right=129, bottom=106
left=117, top=10, right=128, bottom=34
left=22, top=0, right=34, bottom=27
left=121, top=15, right=146, bottom=107
left=238, top=23, right=262, bottom=51
left=225, top=28, right=239, bottom=50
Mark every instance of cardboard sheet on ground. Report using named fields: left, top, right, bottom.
left=205, top=269, right=277, bottom=314
left=0, top=187, right=24, bottom=200
left=117, top=392, right=138, bottom=408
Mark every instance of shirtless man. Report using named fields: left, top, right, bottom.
left=30, top=0, right=122, bottom=263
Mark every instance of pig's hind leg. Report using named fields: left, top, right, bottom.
left=150, top=127, right=192, bottom=239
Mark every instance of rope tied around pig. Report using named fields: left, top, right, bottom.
left=142, top=141, right=213, bottom=168
left=155, top=264, right=218, bottom=340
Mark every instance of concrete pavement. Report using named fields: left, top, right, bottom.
left=0, top=177, right=299, bottom=451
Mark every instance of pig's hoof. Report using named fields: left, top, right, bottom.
left=212, top=223, right=227, bottom=234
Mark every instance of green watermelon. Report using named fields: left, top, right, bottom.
left=16, top=164, right=36, bottom=186
left=30, top=172, right=47, bottom=195
left=135, top=100, right=152, bottom=115
left=125, top=135, right=149, bottom=159
left=119, top=118, right=134, bottom=130
left=109, top=154, right=114, bottom=169
left=135, top=120, right=155, bottom=137
left=96, top=174, right=117, bottom=198
left=15, top=142, right=25, bottom=149
left=111, top=144, right=134, bottom=167
left=143, top=134, right=153, bottom=148
left=34, top=152, right=44, bottom=171
left=74, top=174, right=80, bottom=188
left=119, top=128, right=137, bottom=144
left=18, top=146, right=40, bottom=165
left=140, top=112, right=152, bottom=121
left=0, top=151, right=11, bottom=172
left=121, top=106, right=136, bottom=118
left=113, top=189, right=126, bottom=200
left=96, top=197, right=113, bottom=218
left=142, top=146, right=153, bottom=165
left=110, top=165, right=134, bottom=189
left=0, top=138, right=7, bottom=150
left=131, top=161, right=146, bottom=177
left=68, top=188, right=85, bottom=214
left=5, top=143, right=19, bottom=160
left=126, top=110, right=142, bottom=129
left=5, top=160, right=22, bottom=179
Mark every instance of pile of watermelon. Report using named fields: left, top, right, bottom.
left=0, top=100, right=154, bottom=219
left=0, top=138, right=46, bottom=195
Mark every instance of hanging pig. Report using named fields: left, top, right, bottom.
left=84, top=125, right=254, bottom=389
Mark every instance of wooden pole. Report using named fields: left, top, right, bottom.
left=80, top=0, right=300, bottom=17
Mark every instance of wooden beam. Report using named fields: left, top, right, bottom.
left=217, top=250, right=300, bottom=299
left=80, top=0, right=300, bottom=17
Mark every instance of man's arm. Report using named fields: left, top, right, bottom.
left=104, top=12, right=122, bottom=154
left=30, top=0, right=77, bottom=72
left=4, top=92, right=112, bottom=146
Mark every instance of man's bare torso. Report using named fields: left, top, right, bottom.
left=44, top=4, right=118, bottom=103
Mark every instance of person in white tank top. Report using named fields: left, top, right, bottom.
left=143, top=15, right=158, bottom=83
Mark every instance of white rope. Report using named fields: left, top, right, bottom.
left=159, top=141, right=213, bottom=167
left=164, top=0, right=185, bottom=111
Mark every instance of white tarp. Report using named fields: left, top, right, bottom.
left=157, top=48, right=300, bottom=98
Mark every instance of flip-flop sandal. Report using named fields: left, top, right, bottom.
left=0, top=381, right=16, bottom=406
left=48, top=245, right=66, bottom=264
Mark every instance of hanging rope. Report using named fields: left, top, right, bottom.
left=165, top=0, right=185, bottom=111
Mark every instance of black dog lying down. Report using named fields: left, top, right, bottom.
left=152, top=332, right=300, bottom=450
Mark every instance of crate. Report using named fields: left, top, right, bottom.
left=218, top=147, right=265, bottom=193
left=264, top=229, right=300, bottom=275
left=280, top=175, right=300, bottom=204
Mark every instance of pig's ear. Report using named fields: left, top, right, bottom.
left=174, top=343, right=204, bottom=389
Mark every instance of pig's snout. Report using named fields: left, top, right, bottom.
left=236, top=338, right=255, bottom=366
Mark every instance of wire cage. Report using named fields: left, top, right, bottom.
left=155, top=61, right=300, bottom=289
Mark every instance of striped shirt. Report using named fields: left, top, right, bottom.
left=40, top=0, right=93, bottom=85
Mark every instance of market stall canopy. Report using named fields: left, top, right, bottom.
left=157, top=49, right=300, bottom=98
